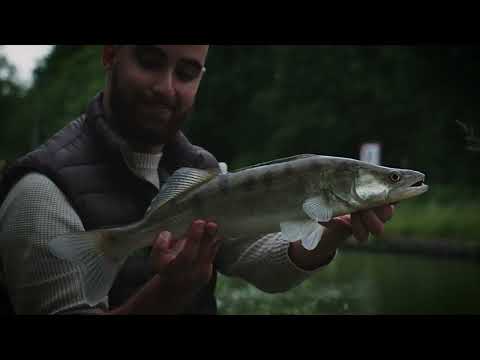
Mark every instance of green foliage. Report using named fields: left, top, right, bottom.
left=24, top=45, right=105, bottom=146
left=0, top=51, right=23, bottom=159
left=1, top=46, right=104, bottom=158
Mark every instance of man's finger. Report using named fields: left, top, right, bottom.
left=329, top=215, right=352, bottom=231
left=207, top=235, right=223, bottom=263
left=153, top=231, right=172, bottom=252
left=197, top=221, right=218, bottom=262
left=151, top=232, right=177, bottom=272
left=374, top=205, right=395, bottom=223
left=360, top=210, right=384, bottom=237
left=205, top=221, right=218, bottom=243
left=351, top=213, right=369, bottom=243
left=178, top=220, right=205, bottom=264
left=319, top=215, right=353, bottom=244
left=170, top=236, right=187, bottom=255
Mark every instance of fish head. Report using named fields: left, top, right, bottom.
left=353, top=163, right=429, bottom=206
left=384, top=168, right=429, bottom=203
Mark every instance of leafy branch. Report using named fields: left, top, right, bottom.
left=456, top=120, right=480, bottom=152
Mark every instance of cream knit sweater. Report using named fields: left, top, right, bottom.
left=0, top=148, right=325, bottom=314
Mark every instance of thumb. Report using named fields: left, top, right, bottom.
left=320, top=215, right=352, bottom=230
left=153, top=231, right=173, bottom=252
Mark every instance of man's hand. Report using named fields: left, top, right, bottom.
left=106, top=220, right=222, bottom=315
left=150, top=219, right=222, bottom=303
left=288, top=205, right=395, bottom=271
left=324, top=204, right=395, bottom=244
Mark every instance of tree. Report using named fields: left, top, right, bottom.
left=0, top=49, right=23, bottom=160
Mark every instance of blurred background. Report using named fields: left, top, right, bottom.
left=1, top=45, right=479, bottom=314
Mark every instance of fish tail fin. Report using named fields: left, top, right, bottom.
left=48, top=230, right=125, bottom=307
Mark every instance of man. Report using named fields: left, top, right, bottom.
left=0, top=45, right=394, bottom=314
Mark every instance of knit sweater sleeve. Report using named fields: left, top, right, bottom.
left=0, top=173, right=108, bottom=314
left=215, top=231, right=336, bottom=294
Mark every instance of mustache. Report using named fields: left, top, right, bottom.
left=142, top=93, right=177, bottom=109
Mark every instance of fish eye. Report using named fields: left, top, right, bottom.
left=389, top=173, right=401, bottom=183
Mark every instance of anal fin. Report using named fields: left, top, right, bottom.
left=280, top=219, right=326, bottom=251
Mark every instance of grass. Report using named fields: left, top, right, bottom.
left=383, top=184, right=480, bottom=244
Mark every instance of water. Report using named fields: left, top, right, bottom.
left=317, top=251, right=480, bottom=314
left=216, top=251, right=480, bottom=314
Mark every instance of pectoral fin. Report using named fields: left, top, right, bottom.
left=302, top=195, right=333, bottom=223
left=280, top=220, right=326, bottom=251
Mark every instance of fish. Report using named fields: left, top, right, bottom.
left=48, top=154, right=429, bottom=306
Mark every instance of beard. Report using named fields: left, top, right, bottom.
left=106, top=64, right=192, bottom=148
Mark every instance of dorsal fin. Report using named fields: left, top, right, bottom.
left=233, top=154, right=317, bottom=173
left=146, top=167, right=219, bottom=214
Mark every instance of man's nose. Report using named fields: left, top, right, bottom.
left=151, top=69, right=175, bottom=98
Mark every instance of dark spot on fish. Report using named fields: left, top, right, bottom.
left=243, top=176, right=256, bottom=192
left=262, top=171, right=274, bottom=188
left=217, top=174, right=230, bottom=194
left=284, top=164, right=294, bottom=177
left=100, top=231, right=114, bottom=242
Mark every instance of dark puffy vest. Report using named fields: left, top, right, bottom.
left=0, top=93, right=219, bottom=314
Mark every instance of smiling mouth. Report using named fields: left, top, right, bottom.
left=140, top=104, right=174, bottom=118
left=143, top=103, right=173, bottom=110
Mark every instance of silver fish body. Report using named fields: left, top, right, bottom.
left=133, top=154, right=427, bottom=245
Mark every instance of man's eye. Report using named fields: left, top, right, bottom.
left=175, top=65, right=202, bottom=82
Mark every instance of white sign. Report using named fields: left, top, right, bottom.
left=360, top=143, right=381, bottom=165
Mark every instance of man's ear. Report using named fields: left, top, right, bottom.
left=102, top=46, right=119, bottom=70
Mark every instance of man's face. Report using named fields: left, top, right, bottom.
left=103, top=45, right=208, bottom=148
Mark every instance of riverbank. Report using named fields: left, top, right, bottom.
left=341, top=235, right=480, bottom=262
left=383, top=184, right=479, bottom=241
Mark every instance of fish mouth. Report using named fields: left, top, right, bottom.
left=409, top=175, right=428, bottom=190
